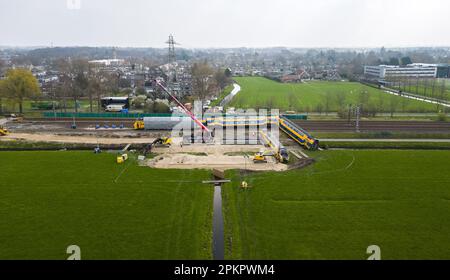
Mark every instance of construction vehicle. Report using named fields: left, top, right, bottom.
left=117, top=153, right=128, bottom=164
left=0, top=126, right=9, bottom=136
left=253, top=151, right=269, bottom=163
left=154, top=137, right=172, bottom=147
left=133, top=119, right=145, bottom=130
left=257, top=130, right=289, bottom=163
left=9, top=114, right=23, bottom=122
left=143, top=137, right=172, bottom=156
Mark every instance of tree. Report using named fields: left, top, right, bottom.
left=71, top=59, right=89, bottom=113
left=324, top=92, right=332, bottom=115
left=54, top=59, right=90, bottom=113
left=358, top=89, right=370, bottom=116
left=0, top=59, right=5, bottom=76
left=388, top=95, right=399, bottom=118
left=214, top=70, right=229, bottom=91
left=0, top=80, right=5, bottom=114
left=437, top=79, right=446, bottom=112
left=224, top=68, right=232, bottom=78
left=266, top=96, right=276, bottom=109
left=388, top=57, right=400, bottom=66
left=1, top=69, right=41, bottom=113
left=136, top=87, right=147, bottom=96
left=288, top=92, right=297, bottom=111
left=191, top=62, right=214, bottom=105
left=377, top=93, right=384, bottom=114
left=315, top=103, right=324, bottom=115
left=400, top=56, right=412, bottom=66
left=153, top=101, right=170, bottom=113
left=335, top=91, right=346, bottom=111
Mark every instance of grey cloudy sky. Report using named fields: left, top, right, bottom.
left=0, top=0, right=449, bottom=48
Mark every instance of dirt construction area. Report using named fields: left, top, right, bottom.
left=1, top=129, right=288, bottom=171
left=1, top=132, right=158, bottom=145
left=148, top=140, right=288, bottom=171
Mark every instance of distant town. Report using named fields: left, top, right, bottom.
left=1, top=41, right=449, bottom=115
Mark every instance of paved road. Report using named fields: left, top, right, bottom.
left=320, top=138, right=450, bottom=142
left=219, top=83, right=241, bottom=107
left=380, top=86, right=450, bottom=108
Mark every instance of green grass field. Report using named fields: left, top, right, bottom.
left=2, top=150, right=450, bottom=260
left=230, top=77, right=437, bottom=113
left=0, top=151, right=213, bottom=260
left=223, top=150, right=450, bottom=259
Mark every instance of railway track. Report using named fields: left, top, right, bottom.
left=11, top=118, right=450, bottom=133
left=291, top=120, right=450, bottom=132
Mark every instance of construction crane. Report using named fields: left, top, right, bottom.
left=155, top=80, right=210, bottom=133
left=255, top=130, right=289, bottom=163
left=134, top=80, right=211, bottom=135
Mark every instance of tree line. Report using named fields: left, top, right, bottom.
left=0, top=59, right=120, bottom=114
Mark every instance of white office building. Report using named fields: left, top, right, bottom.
left=364, top=64, right=438, bottom=79
left=88, top=59, right=125, bottom=66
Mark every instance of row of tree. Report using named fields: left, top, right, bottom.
left=0, top=59, right=120, bottom=114
left=51, top=59, right=119, bottom=113
left=1, top=59, right=232, bottom=115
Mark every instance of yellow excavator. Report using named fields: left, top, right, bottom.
left=143, top=137, right=172, bottom=156
left=253, top=150, right=270, bottom=163
left=154, top=137, right=172, bottom=147
left=0, top=126, right=9, bottom=136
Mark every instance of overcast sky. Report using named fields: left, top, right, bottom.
left=0, top=0, right=449, bottom=48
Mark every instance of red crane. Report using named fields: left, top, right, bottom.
left=154, top=80, right=210, bottom=133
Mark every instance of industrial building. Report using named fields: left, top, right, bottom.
left=364, top=63, right=450, bottom=79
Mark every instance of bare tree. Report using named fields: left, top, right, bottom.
left=70, top=59, right=89, bottom=113
left=437, top=79, right=446, bottom=112
left=324, top=92, right=331, bottom=115
left=288, top=92, right=297, bottom=111
left=431, top=78, right=436, bottom=99
left=191, top=62, right=214, bottom=107
left=389, top=95, right=399, bottom=118
left=335, top=91, right=346, bottom=112
left=213, top=69, right=229, bottom=92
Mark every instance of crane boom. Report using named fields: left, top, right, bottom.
left=154, top=80, right=210, bottom=133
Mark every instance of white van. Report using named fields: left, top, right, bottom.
left=105, top=104, right=125, bottom=112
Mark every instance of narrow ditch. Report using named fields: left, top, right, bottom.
left=212, top=184, right=224, bottom=260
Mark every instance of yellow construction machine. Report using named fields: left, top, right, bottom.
left=154, top=137, right=172, bottom=147
left=0, top=126, right=9, bottom=136
left=143, top=137, right=172, bottom=156
left=134, top=119, right=145, bottom=130
left=256, top=130, right=290, bottom=164
left=253, top=150, right=270, bottom=163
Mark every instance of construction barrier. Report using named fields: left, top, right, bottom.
left=42, top=112, right=185, bottom=119
left=282, top=114, right=308, bottom=120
